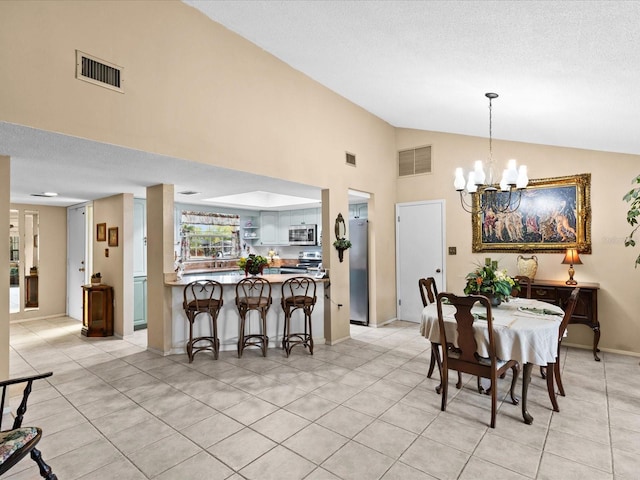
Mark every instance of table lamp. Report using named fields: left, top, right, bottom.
left=562, top=248, right=582, bottom=285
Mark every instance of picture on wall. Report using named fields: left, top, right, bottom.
left=96, top=223, right=106, bottom=242
left=472, top=173, right=591, bottom=253
left=108, top=227, right=119, bottom=247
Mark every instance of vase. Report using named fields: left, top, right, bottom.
left=517, top=255, right=538, bottom=280
left=487, top=294, right=502, bottom=307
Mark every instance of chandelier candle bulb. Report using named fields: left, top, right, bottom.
left=506, top=159, right=519, bottom=185
left=516, top=165, right=529, bottom=189
left=467, top=173, right=478, bottom=193
left=454, top=168, right=466, bottom=190
left=474, top=160, right=486, bottom=185
left=500, top=170, right=510, bottom=191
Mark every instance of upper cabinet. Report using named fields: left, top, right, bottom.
left=241, top=216, right=260, bottom=244
left=289, top=208, right=320, bottom=226
left=260, top=211, right=291, bottom=245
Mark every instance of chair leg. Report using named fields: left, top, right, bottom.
left=509, top=364, right=520, bottom=405
left=490, top=381, right=497, bottom=428
left=261, top=308, right=268, bottom=357
left=31, top=448, right=58, bottom=480
left=211, top=309, right=220, bottom=360
left=238, top=310, right=246, bottom=358
left=306, top=308, right=314, bottom=355
left=554, top=361, right=565, bottom=396
left=440, top=367, right=448, bottom=412
left=187, top=314, right=195, bottom=363
left=427, top=349, right=436, bottom=378
left=456, top=371, right=462, bottom=389
left=546, top=361, right=560, bottom=412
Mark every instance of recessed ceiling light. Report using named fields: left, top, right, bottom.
left=30, top=192, right=59, bottom=197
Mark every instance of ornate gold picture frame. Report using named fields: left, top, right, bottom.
left=472, top=173, right=591, bottom=253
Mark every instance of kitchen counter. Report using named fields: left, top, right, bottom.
left=165, top=273, right=326, bottom=355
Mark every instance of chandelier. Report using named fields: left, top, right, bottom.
left=454, top=93, right=529, bottom=214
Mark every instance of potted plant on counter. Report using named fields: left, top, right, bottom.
left=91, top=272, right=102, bottom=285
left=238, top=254, right=269, bottom=276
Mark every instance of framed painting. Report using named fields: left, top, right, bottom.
left=108, top=227, right=119, bottom=247
left=472, top=173, right=591, bottom=253
left=96, top=223, right=107, bottom=242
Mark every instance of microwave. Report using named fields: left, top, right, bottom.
left=288, top=225, right=317, bottom=245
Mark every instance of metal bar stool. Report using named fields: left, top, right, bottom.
left=183, top=280, right=224, bottom=362
left=236, top=277, right=272, bottom=357
left=281, top=276, right=317, bottom=357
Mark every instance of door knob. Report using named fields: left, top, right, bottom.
left=436, top=268, right=441, bottom=273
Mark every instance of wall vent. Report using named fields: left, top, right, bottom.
left=346, top=152, right=356, bottom=166
left=398, top=145, right=432, bottom=177
left=76, top=50, right=124, bottom=92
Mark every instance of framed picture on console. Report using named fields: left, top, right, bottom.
left=472, top=173, right=591, bottom=253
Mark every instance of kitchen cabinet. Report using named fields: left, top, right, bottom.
left=260, top=211, right=290, bottom=245
left=133, top=199, right=146, bottom=276
left=290, top=208, right=319, bottom=226
left=133, top=276, right=147, bottom=330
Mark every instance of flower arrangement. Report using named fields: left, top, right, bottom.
left=463, top=258, right=519, bottom=305
left=238, top=254, right=269, bottom=275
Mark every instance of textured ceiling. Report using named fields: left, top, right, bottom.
left=186, top=0, right=640, bottom=155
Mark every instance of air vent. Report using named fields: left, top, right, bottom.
left=346, top=152, right=356, bottom=166
left=398, top=145, right=432, bottom=177
left=76, top=50, right=124, bottom=92
left=178, top=191, right=201, bottom=196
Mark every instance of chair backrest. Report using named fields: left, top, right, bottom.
left=514, top=275, right=532, bottom=299
left=436, top=292, right=497, bottom=373
left=558, top=287, right=580, bottom=341
left=183, top=280, right=223, bottom=310
left=419, top=277, right=438, bottom=307
left=235, top=277, right=272, bottom=305
left=281, top=276, right=317, bottom=305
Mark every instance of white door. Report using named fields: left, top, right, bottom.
left=396, top=200, right=445, bottom=323
left=67, top=205, right=87, bottom=320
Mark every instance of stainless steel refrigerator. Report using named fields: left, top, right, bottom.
left=349, top=219, right=369, bottom=325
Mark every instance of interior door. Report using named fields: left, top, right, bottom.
left=396, top=200, right=445, bottom=323
left=67, top=205, right=87, bottom=320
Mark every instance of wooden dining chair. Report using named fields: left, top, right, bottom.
left=419, top=278, right=439, bottom=378
left=513, top=275, right=532, bottom=299
left=0, top=372, right=57, bottom=479
left=545, top=287, right=580, bottom=411
left=436, top=292, right=520, bottom=428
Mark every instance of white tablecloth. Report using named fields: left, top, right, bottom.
left=420, top=297, right=564, bottom=366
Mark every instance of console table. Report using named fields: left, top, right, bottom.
left=82, top=284, right=114, bottom=337
left=529, top=279, right=600, bottom=361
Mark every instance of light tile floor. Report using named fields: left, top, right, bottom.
left=4, top=317, right=640, bottom=479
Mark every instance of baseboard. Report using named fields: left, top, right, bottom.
left=10, top=313, right=67, bottom=324
left=564, top=342, right=640, bottom=358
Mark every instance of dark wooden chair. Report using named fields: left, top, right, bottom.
left=281, top=276, right=317, bottom=357
left=0, top=372, right=57, bottom=479
left=419, top=278, right=461, bottom=387
left=545, top=287, right=580, bottom=412
left=182, top=280, right=224, bottom=362
left=513, top=275, right=532, bottom=299
left=236, top=277, right=272, bottom=357
left=436, top=292, right=520, bottom=428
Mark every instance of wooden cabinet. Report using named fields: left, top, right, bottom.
left=82, top=284, right=114, bottom=337
left=25, top=275, right=38, bottom=308
left=530, top=279, right=600, bottom=361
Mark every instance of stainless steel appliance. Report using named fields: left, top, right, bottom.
left=280, top=251, right=322, bottom=274
left=349, top=219, right=369, bottom=325
left=288, top=225, right=317, bottom=246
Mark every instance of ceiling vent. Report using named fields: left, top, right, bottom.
left=346, top=152, right=356, bottom=166
left=76, top=50, right=124, bottom=93
left=178, top=191, right=201, bottom=196
left=398, top=145, right=432, bottom=177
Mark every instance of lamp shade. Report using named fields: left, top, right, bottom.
left=562, top=248, right=582, bottom=265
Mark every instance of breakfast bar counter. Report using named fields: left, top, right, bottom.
left=165, top=273, right=326, bottom=356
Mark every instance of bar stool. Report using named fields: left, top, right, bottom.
left=182, top=280, right=224, bottom=362
left=235, top=277, right=272, bottom=357
left=281, top=276, right=317, bottom=357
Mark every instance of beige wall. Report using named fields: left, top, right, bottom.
left=0, top=0, right=398, bottom=337
left=9, top=203, right=68, bottom=321
left=396, top=129, right=640, bottom=355
left=93, top=194, right=134, bottom=336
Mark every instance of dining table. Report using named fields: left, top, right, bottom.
left=420, top=296, right=565, bottom=424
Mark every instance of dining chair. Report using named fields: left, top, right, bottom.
left=236, top=277, right=272, bottom=357
left=436, top=292, right=520, bottom=428
left=513, top=275, right=532, bottom=299
left=545, top=287, right=580, bottom=411
left=0, top=372, right=57, bottom=479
